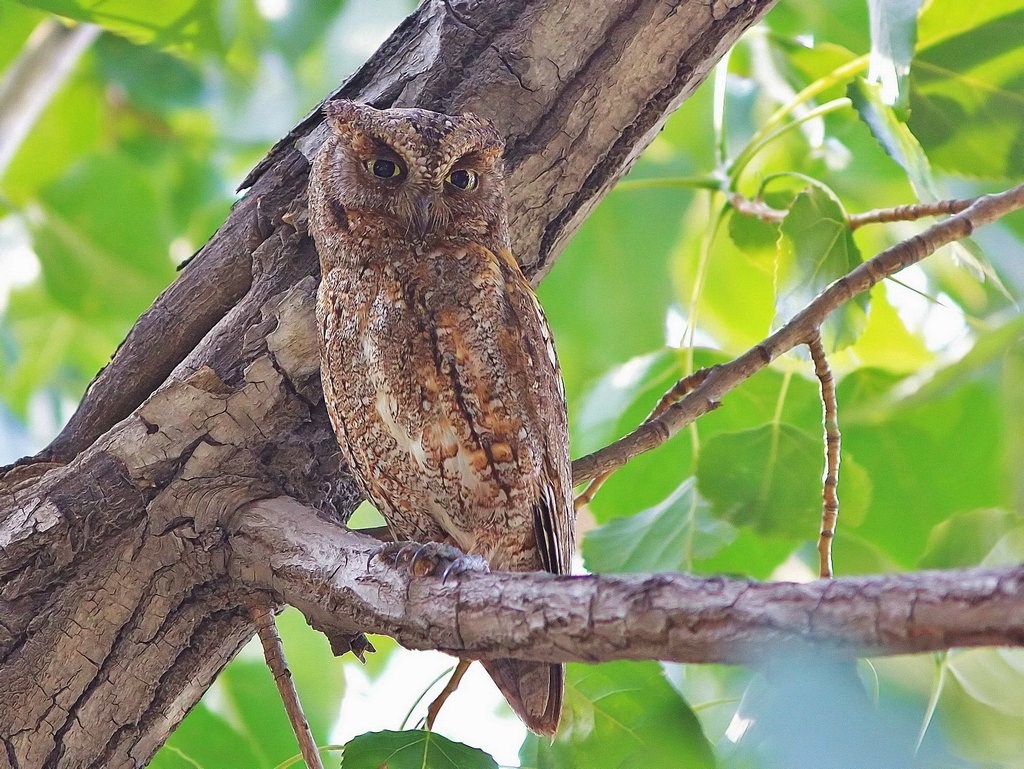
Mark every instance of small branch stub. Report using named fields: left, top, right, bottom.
left=250, top=605, right=325, bottom=769
left=808, top=331, right=840, bottom=579
left=573, top=367, right=714, bottom=495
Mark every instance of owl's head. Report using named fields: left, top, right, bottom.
left=311, top=100, right=509, bottom=249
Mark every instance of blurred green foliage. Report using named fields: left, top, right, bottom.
left=2, top=0, right=1024, bottom=767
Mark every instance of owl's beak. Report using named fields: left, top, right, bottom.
left=412, top=194, right=435, bottom=238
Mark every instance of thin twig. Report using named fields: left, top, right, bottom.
left=728, top=192, right=978, bottom=231
left=574, top=367, right=712, bottom=508
left=808, top=331, right=840, bottom=579
left=0, top=19, right=99, bottom=177
left=571, top=183, right=1024, bottom=485
left=425, top=659, right=471, bottom=730
left=847, top=198, right=974, bottom=230
left=249, top=605, right=325, bottom=769
left=728, top=192, right=787, bottom=223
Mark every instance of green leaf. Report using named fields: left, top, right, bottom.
left=150, top=699, right=264, bottom=769
left=696, top=423, right=871, bottom=539
left=726, top=195, right=788, bottom=272
left=573, top=349, right=698, bottom=521
left=522, top=662, right=715, bottom=769
left=764, top=36, right=862, bottom=101
left=30, top=152, right=176, bottom=322
left=825, top=530, right=902, bottom=575
left=539, top=186, right=687, bottom=409
left=1002, top=329, right=1024, bottom=512
left=13, top=0, right=225, bottom=52
left=919, top=509, right=1023, bottom=569
left=673, top=202, right=776, bottom=352
left=729, top=655, right=949, bottom=767
left=981, top=528, right=1024, bottom=567
left=949, top=650, right=1024, bottom=717
left=0, top=3, right=47, bottom=73
left=909, top=0, right=1024, bottom=178
left=1, top=50, right=104, bottom=205
left=582, top=477, right=735, bottom=573
left=341, top=730, right=498, bottom=769
left=839, top=319, right=1024, bottom=565
left=576, top=347, right=825, bottom=559
left=94, top=34, right=203, bottom=112
left=867, top=0, right=923, bottom=113
left=762, top=2, right=869, bottom=56
left=848, top=77, right=937, bottom=197
left=1, top=283, right=128, bottom=413
left=844, top=285, right=933, bottom=373
left=847, top=77, right=1007, bottom=288
left=776, top=185, right=867, bottom=350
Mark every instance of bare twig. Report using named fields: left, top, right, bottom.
left=425, top=659, right=471, bottom=730
left=574, top=367, right=713, bottom=508
left=847, top=198, right=974, bottom=230
left=571, top=183, right=1024, bottom=485
left=249, top=605, right=325, bottom=769
left=728, top=192, right=787, bottom=223
left=728, top=192, right=977, bottom=231
left=0, top=19, right=99, bottom=178
left=231, top=498, right=1024, bottom=665
left=808, top=331, right=840, bottom=579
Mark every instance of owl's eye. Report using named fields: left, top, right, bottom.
left=365, top=159, right=403, bottom=179
left=445, top=168, right=478, bottom=190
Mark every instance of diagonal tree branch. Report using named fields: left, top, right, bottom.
left=27, top=0, right=779, bottom=468
left=230, top=497, right=1024, bottom=664
left=571, top=181, right=1024, bottom=485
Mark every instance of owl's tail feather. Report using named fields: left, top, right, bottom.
left=482, top=658, right=563, bottom=736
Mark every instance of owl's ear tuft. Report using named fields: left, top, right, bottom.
left=461, top=113, right=505, bottom=153
left=324, top=100, right=370, bottom=135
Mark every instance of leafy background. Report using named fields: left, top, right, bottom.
left=1, top=0, right=1023, bottom=767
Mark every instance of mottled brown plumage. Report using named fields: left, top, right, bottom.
left=307, top=100, right=574, bottom=735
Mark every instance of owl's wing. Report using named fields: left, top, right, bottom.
left=491, top=245, right=575, bottom=577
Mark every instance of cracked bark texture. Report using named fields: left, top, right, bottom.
left=233, top=498, right=1024, bottom=664
left=0, top=0, right=780, bottom=765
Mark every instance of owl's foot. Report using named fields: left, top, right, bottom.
left=370, top=540, right=489, bottom=582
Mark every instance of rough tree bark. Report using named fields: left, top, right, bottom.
left=235, top=498, right=1024, bottom=664
left=0, top=0, right=781, bottom=766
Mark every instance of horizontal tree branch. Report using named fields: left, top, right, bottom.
left=572, top=181, right=1024, bottom=484
left=229, top=497, right=1024, bottom=665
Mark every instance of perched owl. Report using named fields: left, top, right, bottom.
left=307, top=100, right=575, bottom=735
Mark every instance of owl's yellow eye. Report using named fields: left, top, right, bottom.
left=445, top=168, right=478, bottom=190
left=366, top=158, right=402, bottom=179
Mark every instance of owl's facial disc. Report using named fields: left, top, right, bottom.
left=323, top=100, right=507, bottom=241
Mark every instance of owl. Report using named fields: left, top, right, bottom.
left=307, top=100, right=575, bottom=736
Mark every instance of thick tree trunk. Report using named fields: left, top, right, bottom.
left=0, top=0, right=778, bottom=765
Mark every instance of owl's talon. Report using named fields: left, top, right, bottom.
left=409, top=544, right=434, bottom=574
left=440, top=554, right=489, bottom=584
left=369, top=540, right=486, bottom=580
left=368, top=540, right=420, bottom=570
